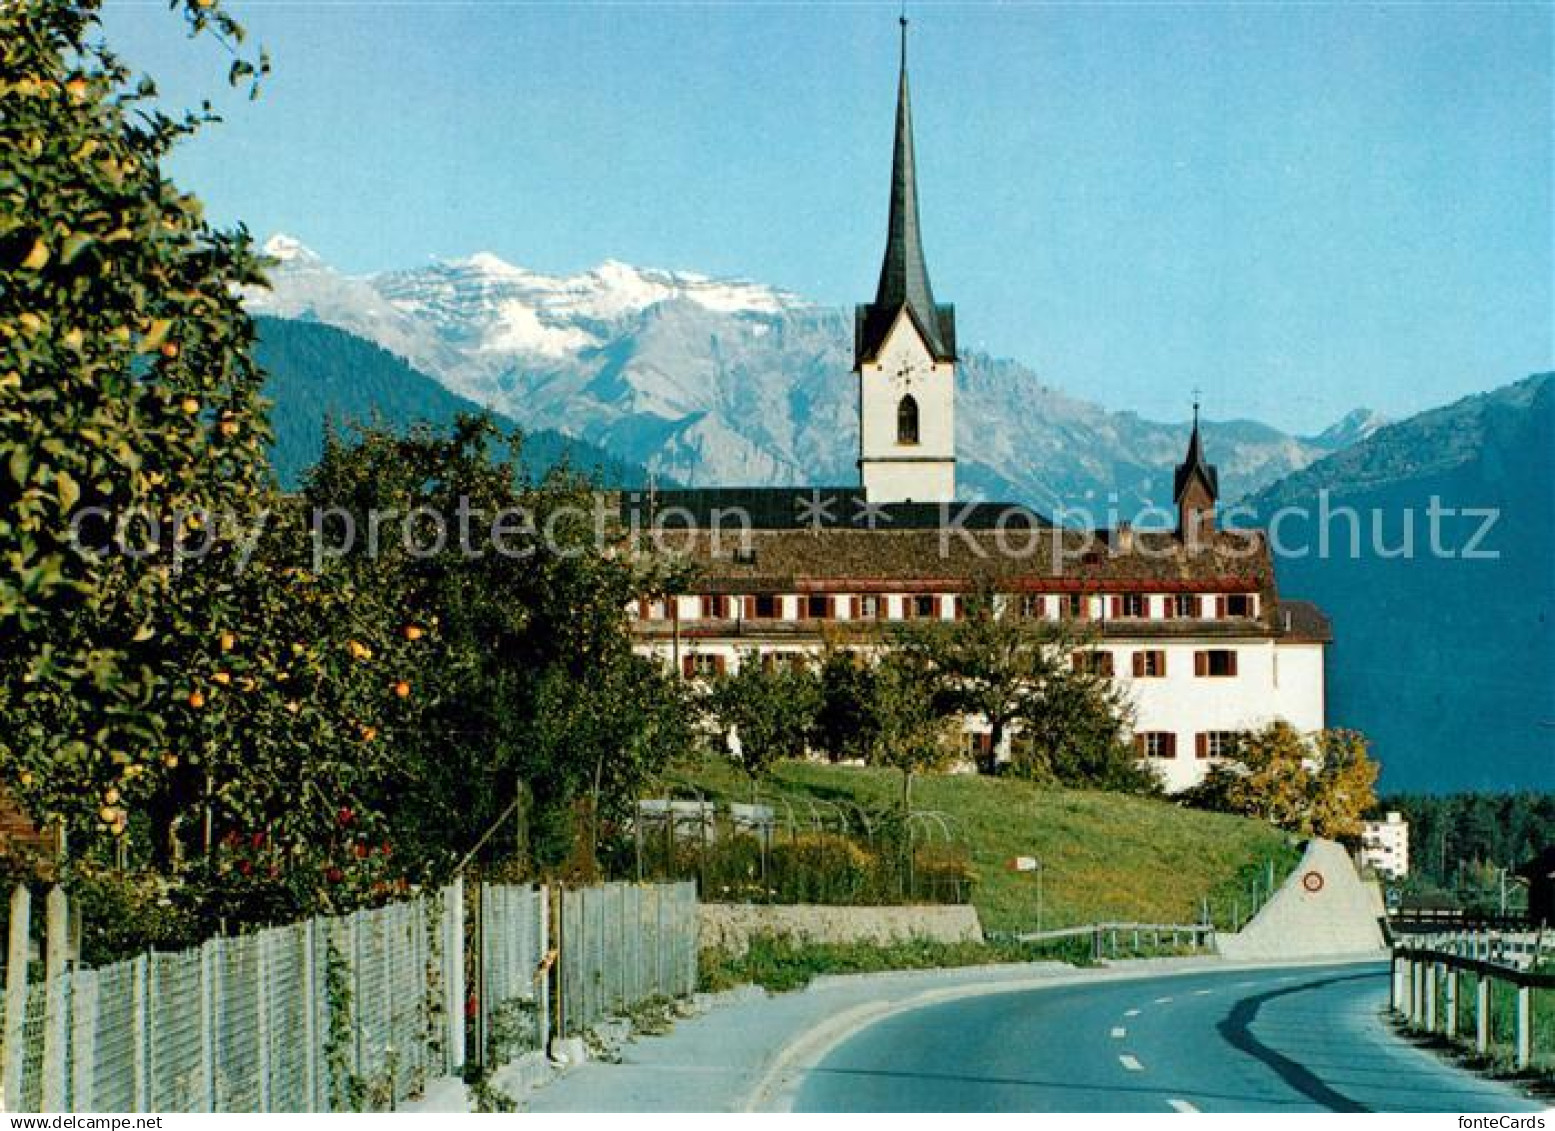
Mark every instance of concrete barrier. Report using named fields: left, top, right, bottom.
left=700, top=903, right=984, bottom=956
left=1217, top=838, right=1387, bottom=960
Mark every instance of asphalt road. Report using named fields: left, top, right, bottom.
left=792, top=962, right=1546, bottom=1113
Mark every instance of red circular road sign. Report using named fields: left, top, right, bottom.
left=1302, top=870, right=1325, bottom=893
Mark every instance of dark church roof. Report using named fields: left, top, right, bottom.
left=854, top=19, right=956, bottom=366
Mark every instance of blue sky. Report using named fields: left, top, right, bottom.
left=102, top=1, right=1552, bottom=433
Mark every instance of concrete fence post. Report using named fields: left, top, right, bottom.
left=200, top=938, right=218, bottom=1111
left=1476, top=975, right=1491, bottom=1054
left=1424, top=963, right=1437, bottom=1033
left=301, top=919, right=320, bottom=1112
left=1514, top=986, right=1531, bottom=1070
left=4, top=884, right=32, bottom=1110
left=41, top=886, right=69, bottom=1112
left=1445, top=969, right=1459, bottom=1039
left=132, top=956, right=149, bottom=1112
left=256, top=931, right=272, bottom=1112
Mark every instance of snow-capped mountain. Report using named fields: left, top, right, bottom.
left=247, top=234, right=1355, bottom=514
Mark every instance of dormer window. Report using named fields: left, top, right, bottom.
left=897, top=396, right=920, bottom=445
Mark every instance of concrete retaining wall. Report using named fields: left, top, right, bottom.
left=1217, top=838, right=1387, bottom=960
left=700, top=903, right=984, bottom=956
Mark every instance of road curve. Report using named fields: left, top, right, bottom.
left=790, top=962, right=1544, bottom=1113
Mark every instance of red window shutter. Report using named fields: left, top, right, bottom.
left=1163, top=733, right=1177, bottom=759
left=1196, top=733, right=1209, bottom=759
left=714, top=655, right=727, bottom=676
left=931, top=596, right=943, bottom=619
left=1110, top=596, right=1122, bottom=619
left=1132, top=652, right=1144, bottom=678
left=1071, top=651, right=1084, bottom=674
left=851, top=596, right=861, bottom=619
left=1156, top=651, right=1167, bottom=677
left=1227, top=651, right=1238, bottom=677
left=637, top=598, right=650, bottom=620
left=1159, top=596, right=1171, bottom=619
left=1194, top=651, right=1208, bottom=677
left=1134, top=735, right=1146, bottom=756
left=1078, top=597, right=1089, bottom=620
left=741, top=596, right=753, bottom=619
left=1101, top=653, right=1114, bottom=678
left=1215, top=596, right=1227, bottom=619
left=681, top=655, right=695, bottom=679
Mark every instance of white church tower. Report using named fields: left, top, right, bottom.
left=854, top=17, right=957, bottom=504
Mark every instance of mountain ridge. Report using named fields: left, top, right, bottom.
left=247, top=234, right=1362, bottom=514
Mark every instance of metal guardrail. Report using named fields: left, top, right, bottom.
left=995, top=921, right=1217, bottom=960
left=1391, top=939, right=1554, bottom=1072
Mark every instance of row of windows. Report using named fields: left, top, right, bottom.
left=1073, top=648, right=1238, bottom=678
left=644, top=592, right=1258, bottom=623
left=1134, top=731, right=1242, bottom=759
left=682, top=648, right=1241, bottom=681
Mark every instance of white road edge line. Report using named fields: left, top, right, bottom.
left=1110, top=1027, right=1127, bottom=1039
left=1119, top=1054, right=1145, bottom=1072
left=1168, top=1099, right=1200, bottom=1113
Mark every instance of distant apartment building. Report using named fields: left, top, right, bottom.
left=1360, top=812, right=1410, bottom=879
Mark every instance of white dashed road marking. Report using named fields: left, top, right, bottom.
left=1119, top=1055, right=1145, bottom=1072
left=1193, top=989, right=1214, bottom=996
left=1110, top=1027, right=1127, bottom=1039
left=1153, top=996, right=1174, bottom=1004
left=1168, top=1099, right=1200, bottom=1113
left=1124, top=1009, right=1142, bottom=1017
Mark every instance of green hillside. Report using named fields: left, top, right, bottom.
left=253, top=315, right=659, bottom=489
left=670, top=758, right=1303, bottom=934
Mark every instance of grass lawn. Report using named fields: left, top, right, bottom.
left=665, top=756, right=1305, bottom=934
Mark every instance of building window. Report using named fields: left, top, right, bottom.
left=1194, top=649, right=1238, bottom=677
left=897, top=395, right=920, bottom=445
left=749, top=594, right=779, bottom=619
left=856, top=594, right=883, bottom=619
left=1112, top=593, right=1145, bottom=618
left=909, top=594, right=939, bottom=620
left=1173, top=594, right=1198, bottom=618
left=1131, top=650, right=1166, bottom=678
left=1072, top=650, right=1114, bottom=678
left=1135, top=732, right=1177, bottom=759
left=700, top=594, right=729, bottom=619
left=1196, top=731, right=1241, bottom=759
left=805, top=594, right=832, bottom=620
left=682, top=653, right=725, bottom=680
left=1064, top=594, right=1087, bottom=620
left=1225, top=594, right=1256, bottom=617
left=1019, top=594, right=1045, bottom=619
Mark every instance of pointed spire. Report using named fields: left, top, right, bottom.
left=1174, top=395, right=1219, bottom=505
left=855, top=15, right=955, bottom=366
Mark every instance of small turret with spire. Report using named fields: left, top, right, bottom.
left=1174, top=396, right=1220, bottom=544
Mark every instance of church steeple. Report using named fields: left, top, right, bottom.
left=1174, top=398, right=1220, bottom=543
left=855, top=16, right=956, bottom=366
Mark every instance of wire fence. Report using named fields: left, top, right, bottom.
left=476, top=883, right=549, bottom=1067
left=0, top=877, right=702, bottom=1112
left=2, top=883, right=466, bottom=1113
left=557, top=882, right=698, bottom=1034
